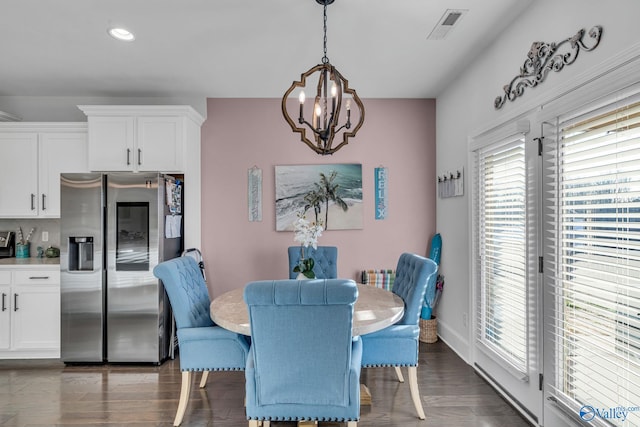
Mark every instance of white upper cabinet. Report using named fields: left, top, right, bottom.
left=79, top=105, right=202, bottom=173
left=0, top=133, right=38, bottom=217
left=0, top=124, right=88, bottom=218
left=85, top=116, right=135, bottom=172
left=39, top=132, right=89, bottom=217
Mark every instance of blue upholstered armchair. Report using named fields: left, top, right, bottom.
left=244, top=279, right=361, bottom=427
left=288, top=245, right=338, bottom=279
left=153, top=257, right=250, bottom=426
left=360, top=253, right=438, bottom=420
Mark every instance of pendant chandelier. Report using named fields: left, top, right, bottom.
left=281, top=0, right=365, bottom=155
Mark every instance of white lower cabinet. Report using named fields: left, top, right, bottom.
left=0, top=268, right=60, bottom=358
left=0, top=274, right=10, bottom=350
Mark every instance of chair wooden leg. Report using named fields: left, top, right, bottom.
left=248, top=420, right=259, bottom=427
left=174, top=371, right=192, bottom=426
left=408, top=366, right=426, bottom=420
left=394, top=366, right=405, bottom=383
left=347, top=422, right=358, bottom=427
left=199, top=370, right=209, bottom=388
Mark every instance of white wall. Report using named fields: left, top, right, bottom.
left=436, top=0, right=640, bottom=362
left=0, top=96, right=206, bottom=121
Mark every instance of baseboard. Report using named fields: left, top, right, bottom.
left=435, top=318, right=470, bottom=364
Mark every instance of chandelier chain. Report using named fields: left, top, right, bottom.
left=322, top=3, right=329, bottom=64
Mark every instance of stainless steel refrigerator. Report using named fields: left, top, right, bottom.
left=60, top=173, right=183, bottom=363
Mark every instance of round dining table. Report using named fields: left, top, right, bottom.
left=209, top=283, right=404, bottom=337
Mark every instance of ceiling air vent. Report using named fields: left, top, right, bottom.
left=427, top=9, right=468, bottom=40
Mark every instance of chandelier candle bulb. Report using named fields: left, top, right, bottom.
left=346, top=99, right=351, bottom=123
left=315, top=104, right=321, bottom=129
left=299, top=91, right=305, bottom=121
left=331, top=83, right=337, bottom=113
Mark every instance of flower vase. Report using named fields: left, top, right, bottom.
left=296, top=271, right=315, bottom=280
left=16, top=243, right=30, bottom=258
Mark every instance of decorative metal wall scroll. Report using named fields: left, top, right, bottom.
left=494, top=25, right=603, bottom=110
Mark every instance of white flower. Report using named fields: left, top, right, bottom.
left=293, top=214, right=323, bottom=249
left=292, top=213, right=324, bottom=278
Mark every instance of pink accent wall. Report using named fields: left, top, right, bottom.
left=201, top=98, right=436, bottom=297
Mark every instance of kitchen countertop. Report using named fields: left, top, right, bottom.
left=0, top=257, right=60, bottom=267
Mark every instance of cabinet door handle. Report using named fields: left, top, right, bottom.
left=42, top=194, right=47, bottom=210
left=14, top=294, right=18, bottom=311
left=127, top=148, right=131, bottom=165
left=31, top=193, right=36, bottom=210
left=1, top=293, right=6, bottom=311
left=28, top=276, right=50, bottom=280
left=138, top=148, right=142, bottom=166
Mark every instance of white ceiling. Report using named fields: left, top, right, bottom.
left=0, top=0, right=531, bottom=99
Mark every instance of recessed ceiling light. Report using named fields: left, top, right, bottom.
left=108, top=27, right=135, bottom=42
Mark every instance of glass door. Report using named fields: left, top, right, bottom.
left=471, top=123, right=543, bottom=425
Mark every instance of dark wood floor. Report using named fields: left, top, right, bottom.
left=0, top=340, right=531, bottom=427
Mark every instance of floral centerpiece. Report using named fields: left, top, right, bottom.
left=292, top=214, right=324, bottom=279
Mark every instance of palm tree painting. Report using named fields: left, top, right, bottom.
left=275, top=164, right=363, bottom=231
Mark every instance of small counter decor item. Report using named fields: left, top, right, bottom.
left=292, top=213, right=323, bottom=279
left=15, top=226, right=35, bottom=258
left=45, top=246, right=60, bottom=258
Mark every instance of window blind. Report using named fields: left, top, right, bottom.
left=544, top=94, right=640, bottom=426
left=476, top=135, right=528, bottom=372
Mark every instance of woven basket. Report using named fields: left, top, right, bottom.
left=419, top=316, right=438, bottom=343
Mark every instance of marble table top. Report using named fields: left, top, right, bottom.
left=210, top=283, right=405, bottom=336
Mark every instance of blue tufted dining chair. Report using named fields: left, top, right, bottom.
left=360, top=253, right=438, bottom=420
left=288, top=245, right=338, bottom=279
left=153, top=257, right=250, bottom=426
left=244, top=279, right=361, bottom=427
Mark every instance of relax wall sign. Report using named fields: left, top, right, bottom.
left=375, top=167, right=388, bottom=220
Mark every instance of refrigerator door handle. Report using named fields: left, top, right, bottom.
left=2, top=293, right=6, bottom=311
left=127, top=148, right=131, bottom=165
left=138, top=148, right=142, bottom=166
left=14, top=293, right=18, bottom=311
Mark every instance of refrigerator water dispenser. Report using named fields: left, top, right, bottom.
left=69, top=237, right=94, bottom=271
